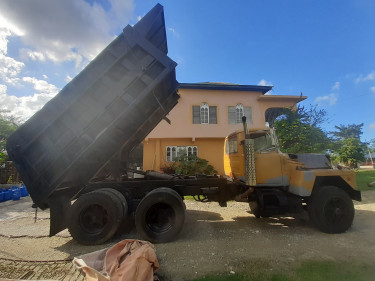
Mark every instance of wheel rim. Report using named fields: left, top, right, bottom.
left=145, top=203, right=175, bottom=233
left=324, top=197, right=347, bottom=224
left=79, top=204, right=108, bottom=234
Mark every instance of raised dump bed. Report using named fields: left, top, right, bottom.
left=7, top=4, right=179, bottom=208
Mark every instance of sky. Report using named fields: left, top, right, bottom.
left=0, top=0, right=374, bottom=142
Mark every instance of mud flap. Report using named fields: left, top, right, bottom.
left=49, top=195, right=71, bottom=236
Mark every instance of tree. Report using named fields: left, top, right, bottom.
left=330, top=123, right=364, bottom=141
left=367, top=139, right=375, bottom=152
left=0, top=111, right=19, bottom=165
left=329, top=123, right=365, bottom=168
left=273, top=105, right=330, bottom=153
left=336, top=138, right=365, bottom=168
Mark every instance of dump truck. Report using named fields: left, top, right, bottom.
left=6, top=4, right=361, bottom=245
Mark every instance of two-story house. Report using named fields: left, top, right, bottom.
left=143, top=82, right=306, bottom=175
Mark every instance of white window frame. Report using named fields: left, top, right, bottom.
left=228, top=104, right=252, bottom=124
left=200, top=103, right=209, bottom=124
left=166, top=146, right=177, bottom=162
left=235, top=104, right=244, bottom=124
left=166, top=146, right=199, bottom=161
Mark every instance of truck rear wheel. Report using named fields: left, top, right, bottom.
left=135, top=188, right=185, bottom=243
left=100, top=188, right=128, bottom=218
left=308, top=186, right=354, bottom=233
left=100, top=188, right=130, bottom=233
left=68, top=189, right=123, bottom=245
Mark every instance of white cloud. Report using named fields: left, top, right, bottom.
left=315, top=93, right=338, bottom=106
left=371, top=86, right=375, bottom=93
left=22, top=77, right=58, bottom=94
left=0, top=78, right=59, bottom=122
left=0, top=28, right=10, bottom=54
left=355, top=71, right=375, bottom=83
left=19, top=48, right=46, bottom=62
left=258, top=79, right=273, bottom=86
left=168, top=27, right=180, bottom=37
left=0, top=21, right=25, bottom=86
left=0, top=0, right=135, bottom=122
left=0, top=53, right=24, bottom=85
left=66, top=75, right=73, bottom=83
left=332, top=81, right=340, bottom=90
left=0, top=0, right=134, bottom=66
left=0, top=15, right=24, bottom=37
left=370, top=123, right=375, bottom=129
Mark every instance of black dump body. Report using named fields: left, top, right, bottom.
left=6, top=4, right=179, bottom=208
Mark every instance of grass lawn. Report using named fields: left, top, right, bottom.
left=356, top=169, right=375, bottom=191
left=190, top=261, right=374, bottom=281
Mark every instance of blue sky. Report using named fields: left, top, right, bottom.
left=0, top=0, right=374, bottom=142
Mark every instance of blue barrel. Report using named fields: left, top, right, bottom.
left=4, top=189, right=11, bottom=201
left=0, top=191, right=4, bottom=202
left=12, top=188, right=21, bottom=201
left=20, top=186, right=28, bottom=197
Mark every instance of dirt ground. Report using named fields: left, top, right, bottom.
left=0, top=190, right=375, bottom=280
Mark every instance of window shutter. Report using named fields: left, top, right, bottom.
left=244, top=107, right=252, bottom=124
left=228, top=106, right=236, bottom=124
left=192, top=106, right=200, bottom=124
left=209, top=106, right=217, bottom=124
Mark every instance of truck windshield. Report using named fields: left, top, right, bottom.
left=251, top=132, right=276, bottom=152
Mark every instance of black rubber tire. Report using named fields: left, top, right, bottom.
left=308, top=186, right=354, bottom=233
left=135, top=188, right=186, bottom=243
left=68, top=190, right=123, bottom=245
left=249, top=201, right=261, bottom=218
left=100, top=188, right=128, bottom=217
left=100, top=188, right=131, bottom=234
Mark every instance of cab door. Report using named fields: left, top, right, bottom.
left=252, top=132, right=286, bottom=186
left=224, top=132, right=245, bottom=179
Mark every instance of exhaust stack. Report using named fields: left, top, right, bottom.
left=242, top=117, right=256, bottom=186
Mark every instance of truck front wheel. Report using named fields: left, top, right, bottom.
left=135, top=188, right=185, bottom=243
left=308, top=186, right=354, bottom=233
left=68, top=190, right=124, bottom=245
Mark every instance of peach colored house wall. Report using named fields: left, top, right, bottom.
left=147, top=89, right=267, bottom=139
left=144, top=138, right=225, bottom=174
left=143, top=86, right=306, bottom=174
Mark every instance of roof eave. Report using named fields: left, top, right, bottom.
left=179, top=82, right=273, bottom=94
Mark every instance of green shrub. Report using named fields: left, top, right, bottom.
left=161, top=155, right=217, bottom=176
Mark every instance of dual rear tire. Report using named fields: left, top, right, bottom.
left=135, top=188, right=186, bottom=243
left=68, top=188, right=185, bottom=245
left=68, top=189, right=126, bottom=245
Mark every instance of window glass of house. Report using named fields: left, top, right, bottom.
left=200, top=103, right=209, bottom=124
left=166, top=146, right=198, bottom=161
left=193, top=103, right=217, bottom=124
left=228, top=105, right=252, bottom=124
left=235, top=104, right=244, bottom=123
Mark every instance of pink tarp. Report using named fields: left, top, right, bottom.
left=73, top=239, right=159, bottom=281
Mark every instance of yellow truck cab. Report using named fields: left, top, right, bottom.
left=224, top=120, right=361, bottom=234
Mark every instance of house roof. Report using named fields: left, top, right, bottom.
left=258, top=94, right=307, bottom=102
left=179, top=82, right=273, bottom=94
